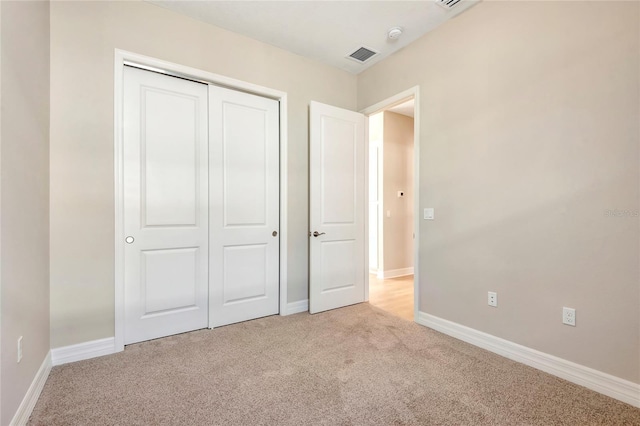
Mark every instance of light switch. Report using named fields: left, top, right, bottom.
left=423, top=208, right=434, bottom=220
left=386, top=210, right=391, bottom=218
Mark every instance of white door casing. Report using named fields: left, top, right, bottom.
left=360, top=86, right=421, bottom=321
left=309, top=101, right=366, bottom=314
left=209, top=85, right=280, bottom=327
left=123, top=66, right=209, bottom=344
left=369, top=139, right=380, bottom=272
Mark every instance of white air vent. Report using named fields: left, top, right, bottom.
left=436, top=0, right=463, bottom=10
left=346, top=46, right=378, bottom=63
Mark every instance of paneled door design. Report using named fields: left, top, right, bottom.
left=209, top=86, right=280, bottom=327
left=309, top=101, right=366, bottom=314
left=123, top=66, right=209, bottom=344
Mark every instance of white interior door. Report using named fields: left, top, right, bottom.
left=123, top=66, right=209, bottom=344
left=209, top=85, right=280, bottom=327
left=309, top=101, right=366, bottom=314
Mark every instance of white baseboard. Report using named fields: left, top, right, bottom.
left=10, top=351, right=52, bottom=426
left=51, top=337, right=116, bottom=366
left=377, top=267, right=414, bottom=279
left=285, top=299, right=309, bottom=315
left=417, top=312, right=640, bottom=408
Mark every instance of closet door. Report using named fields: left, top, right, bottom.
left=209, top=86, right=280, bottom=327
left=123, top=66, right=209, bottom=344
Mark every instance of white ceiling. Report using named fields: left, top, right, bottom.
left=387, top=98, right=414, bottom=118
left=148, top=1, right=479, bottom=74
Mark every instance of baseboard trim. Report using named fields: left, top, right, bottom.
left=285, top=299, right=309, bottom=315
left=417, top=312, right=640, bottom=408
left=10, top=351, right=52, bottom=426
left=51, top=337, right=116, bottom=366
left=377, top=267, right=414, bottom=279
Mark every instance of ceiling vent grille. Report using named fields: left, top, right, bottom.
left=347, top=47, right=378, bottom=63
left=436, top=0, right=463, bottom=10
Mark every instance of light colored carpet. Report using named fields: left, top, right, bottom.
left=30, top=304, right=640, bottom=425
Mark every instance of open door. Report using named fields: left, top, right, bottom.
left=309, top=101, right=366, bottom=314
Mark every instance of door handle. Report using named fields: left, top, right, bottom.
left=272, top=231, right=278, bottom=237
left=125, top=236, right=135, bottom=244
left=312, top=231, right=326, bottom=237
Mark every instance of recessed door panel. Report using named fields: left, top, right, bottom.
left=322, top=117, right=356, bottom=225
left=142, top=248, right=198, bottom=314
left=142, top=89, right=199, bottom=228
left=223, top=103, right=268, bottom=227
left=124, top=66, right=209, bottom=344
left=320, top=240, right=356, bottom=293
left=210, top=86, right=280, bottom=327
left=223, top=244, right=267, bottom=304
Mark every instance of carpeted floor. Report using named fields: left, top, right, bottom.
left=30, top=304, right=640, bottom=425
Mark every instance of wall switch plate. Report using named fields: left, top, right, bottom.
left=563, top=307, right=576, bottom=326
left=17, top=336, right=23, bottom=363
left=423, top=208, right=434, bottom=220
left=488, top=291, right=497, bottom=307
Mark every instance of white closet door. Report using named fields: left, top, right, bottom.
left=309, top=101, right=366, bottom=314
left=209, top=86, right=280, bottom=327
left=123, top=66, right=209, bottom=344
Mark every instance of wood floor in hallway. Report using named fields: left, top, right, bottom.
left=368, top=274, right=414, bottom=321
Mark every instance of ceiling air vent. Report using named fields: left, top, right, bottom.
left=436, top=0, right=463, bottom=10
left=347, top=46, right=378, bottom=63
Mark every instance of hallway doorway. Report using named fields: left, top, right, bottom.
left=367, top=97, right=415, bottom=320
left=369, top=274, right=413, bottom=320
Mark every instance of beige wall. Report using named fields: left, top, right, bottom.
left=359, top=1, right=640, bottom=383
left=0, top=1, right=50, bottom=424
left=50, top=1, right=357, bottom=348
left=382, top=111, right=414, bottom=272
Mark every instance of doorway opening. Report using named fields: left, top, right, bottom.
left=367, top=97, right=415, bottom=321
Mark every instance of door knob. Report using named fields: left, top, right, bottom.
left=312, top=231, right=326, bottom=237
left=125, top=236, right=135, bottom=244
left=272, top=231, right=278, bottom=237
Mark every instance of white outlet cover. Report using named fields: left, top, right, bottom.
left=563, top=307, right=576, bottom=326
left=423, top=208, right=434, bottom=220
left=488, top=291, right=497, bottom=307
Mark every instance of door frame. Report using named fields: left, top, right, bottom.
left=360, top=86, right=420, bottom=321
left=113, top=49, right=289, bottom=352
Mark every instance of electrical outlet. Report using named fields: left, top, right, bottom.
left=563, top=307, right=576, bottom=326
left=488, top=291, right=497, bottom=307
left=17, top=336, right=23, bottom=363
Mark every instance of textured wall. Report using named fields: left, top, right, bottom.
left=358, top=1, right=640, bottom=383
left=50, top=1, right=357, bottom=348
left=0, top=1, right=50, bottom=424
